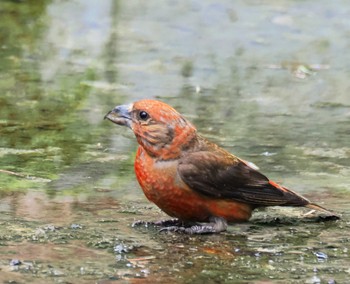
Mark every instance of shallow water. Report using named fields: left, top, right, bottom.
left=0, top=0, right=349, bottom=283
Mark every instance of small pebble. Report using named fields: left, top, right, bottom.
left=114, top=243, right=129, bottom=254
left=10, top=259, right=21, bottom=266
left=314, top=251, right=328, bottom=260
left=71, top=224, right=83, bottom=229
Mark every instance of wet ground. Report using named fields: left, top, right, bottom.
left=0, top=0, right=350, bottom=283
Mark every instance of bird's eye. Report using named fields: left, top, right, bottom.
left=139, top=111, right=149, bottom=120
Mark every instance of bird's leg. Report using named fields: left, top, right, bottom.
left=132, top=218, right=182, bottom=228
left=159, top=216, right=228, bottom=234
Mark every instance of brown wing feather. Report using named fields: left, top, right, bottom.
left=178, top=150, right=309, bottom=207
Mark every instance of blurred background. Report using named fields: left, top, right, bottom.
left=0, top=0, right=349, bottom=283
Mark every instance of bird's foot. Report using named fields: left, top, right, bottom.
left=132, top=217, right=227, bottom=234
left=159, top=217, right=227, bottom=235
left=132, top=218, right=182, bottom=228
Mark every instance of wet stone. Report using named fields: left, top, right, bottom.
left=114, top=243, right=132, bottom=254
left=43, top=225, right=59, bottom=231
left=314, top=251, right=328, bottom=261
left=70, top=224, right=83, bottom=229
left=10, top=259, right=22, bottom=266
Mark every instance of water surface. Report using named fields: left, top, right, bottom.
left=0, top=1, right=349, bottom=283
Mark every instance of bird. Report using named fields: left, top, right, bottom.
left=104, top=99, right=339, bottom=234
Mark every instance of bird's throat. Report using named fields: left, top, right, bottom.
left=137, top=125, right=198, bottom=160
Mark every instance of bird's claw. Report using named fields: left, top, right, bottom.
left=153, top=218, right=182, bottom=227
left=132, top=220, right=151, bottom=228
left=159, top=217, right=228, bottom=234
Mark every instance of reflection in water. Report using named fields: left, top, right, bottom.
left=1, top=190, right=120, bottom=223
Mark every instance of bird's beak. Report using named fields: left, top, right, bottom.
left=104, top=103, right=133, bottom=128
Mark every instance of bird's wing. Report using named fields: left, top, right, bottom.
left=178, top=151, right=309, bottom=207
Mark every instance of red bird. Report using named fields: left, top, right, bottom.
left=105, top=99, right=338, bottom=234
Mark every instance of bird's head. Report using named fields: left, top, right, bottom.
left=105, top=99, right=197, bottom=159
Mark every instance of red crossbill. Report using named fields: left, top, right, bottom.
left=105, top=99, right=338, bottom=234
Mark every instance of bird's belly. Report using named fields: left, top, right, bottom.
left=154, top=190, right=253, bottom=223
left=134, top=149, right=252, bottom=222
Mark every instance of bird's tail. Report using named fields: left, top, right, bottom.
left=306, top=203, right=340, bottom=219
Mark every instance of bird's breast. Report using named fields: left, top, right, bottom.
left=134, top=146, right=253, bottom=222
left=134, top=147, right=183, bottom=202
